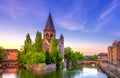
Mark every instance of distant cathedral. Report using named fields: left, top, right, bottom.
left=43, top=13, right=64, bottom=57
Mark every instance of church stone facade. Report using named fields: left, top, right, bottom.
left=42, top=13, right=64, bottom=57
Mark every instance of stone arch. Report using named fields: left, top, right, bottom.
left=89, top=62, right=96, bottom=66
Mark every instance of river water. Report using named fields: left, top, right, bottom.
left=0, top=67, right=108, bottom=78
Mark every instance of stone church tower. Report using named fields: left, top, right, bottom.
left=43, top=13, right=64, bottom=57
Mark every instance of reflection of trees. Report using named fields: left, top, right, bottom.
left=18, top=67, right=108, bottom=78
left=18, top=68, right=62, bottom=78
left=40, top=70, right=62, bottom=78
left=18, top=68, right=37, bottom=78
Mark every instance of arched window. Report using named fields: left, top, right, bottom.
left=46, top=33, right=49, bottom=38
left=50, top=34, right=53, bottom=37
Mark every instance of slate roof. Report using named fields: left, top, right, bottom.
left=44, top=13, right=55, bottom=31
left=60, top=34, right=64, bottom=40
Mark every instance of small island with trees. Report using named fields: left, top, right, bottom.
left=18, top=31, right=63, bottom=69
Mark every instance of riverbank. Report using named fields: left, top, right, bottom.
left=29, top=64, right=56, bottom=71
left=28, top=62, right=67, bottom=72
left=99, top=61, right=120, bottom=78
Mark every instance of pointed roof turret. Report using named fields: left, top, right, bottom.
left=44, top=13, right=55, bottom=31
left=60, top=34, right=64, bottom=40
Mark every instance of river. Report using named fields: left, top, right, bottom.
left=0, top=67, right=108, bottom=78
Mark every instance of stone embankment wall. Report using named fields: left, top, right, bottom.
left=99, top=62, right=120, bottom=78
left=29, top=64, right=56, bottom=71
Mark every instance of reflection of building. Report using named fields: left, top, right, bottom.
left=5, top=68, right=18, bottom=73
left=0, top=67, right=18, bottom=78
left=4, top=49, right=18, bottom=61
left=108, top=40, right=120, bottom=65
left=2, top=68, right=18, bottom=78
left=43, top=13, right=64, bottom=57
left=0, top=68, right=18, bottom=73
left=97, top=53, right=108, bottom=61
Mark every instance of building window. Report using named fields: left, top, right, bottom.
left=50, top=34, right=53, bottom=37
left=46, top=33, right=49, bottom=38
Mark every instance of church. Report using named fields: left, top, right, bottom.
left=42, top=13, right=64, bottom=57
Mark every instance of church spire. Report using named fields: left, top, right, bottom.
left=43, top=13, right=56, bottom=41
left=44, top=12, right=55, bottom=31
left=60, top=34, right=64, bottom=40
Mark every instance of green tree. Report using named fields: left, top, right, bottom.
left=31, top=52, right=46, bottom=64
left=18, top=44, right=35, bottom=65
left=56, top=51, right=63, bottom=69
left=64, top=47, right=85, bottom=67
left=0, top=47, right=4, bottom=61
left=87, top=55, right=97, bottom=60
left=64, top=47, right=73, bottom=66
left=45, top=50, right=52, bottom=65
left=73, top=52, right=85, bottom=61
left=26, top=51, right=33, bottom=65
left=24, top=33, right=32, bottom=53
left=18, top=53, right=27, bottom=64
left=34, top=31, right=43, bottom=52
left=18, top=32, right=47, bottom=65
left=29, top=44, right=36, bottom=52
left=50, top=38, right=58, bottom=53
left=50, top=38, right=58, bottom=63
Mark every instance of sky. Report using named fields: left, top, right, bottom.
left=0, top=0, right=120, bottom=55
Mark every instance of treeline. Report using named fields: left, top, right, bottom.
left=64, top=47, right=97, bottom=67
left=64, top=47, right=85, bottom=67
left=18, top=31, right=62, bottom=68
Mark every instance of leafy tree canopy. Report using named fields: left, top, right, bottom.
left=34, top=31, right=43, bottom=52
left=31, top=52, right=46, bottom=64
left=50, top=38, right=58, bottom=54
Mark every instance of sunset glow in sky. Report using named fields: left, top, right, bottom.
left=0, top=0, right=120, bottom=55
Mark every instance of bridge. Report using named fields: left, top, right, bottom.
left=78, top=60, right=100, bottom=65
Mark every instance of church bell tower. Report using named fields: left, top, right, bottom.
left=43, top=13, right=56, bottom=42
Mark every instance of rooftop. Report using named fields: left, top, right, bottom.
left=5, top=49, right=18, bottom=52
left=44, top=13, right=55, bottom=31
left=97, top=53, right=108, bottom=56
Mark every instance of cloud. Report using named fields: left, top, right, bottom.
left=0, top=0, right=27, bottom=19
left=57, top=20, right=87, bottom=31
left=100, top=0, right=119, bottom=20
left=92, top=0, right=119, bottom=32
left=100, top=5, right=117, bottom=20
left=92, top=16, right=111, bottom=32
left=55, top=1, right=88, bottom=31
left=114, top=31, right=120, bottom=36
left=55, top=0, right=119, bottom=33
left=0, top=0, right=47, bottom=20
